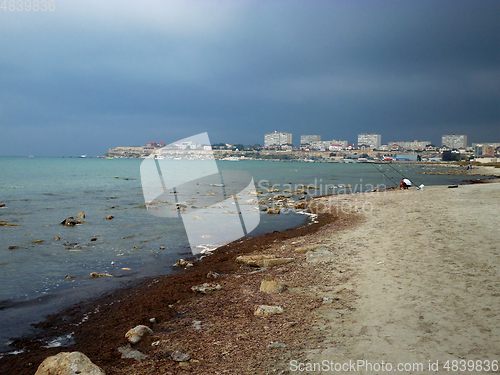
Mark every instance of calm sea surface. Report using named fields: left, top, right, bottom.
left=0, top=157, right=470, bottom=351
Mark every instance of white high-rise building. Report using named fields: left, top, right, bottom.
left=357, top=133, right=381, bottom=149
left=264, top=131, right=292, bottom=148
left=300, top=134, right=321, bottom=145
left=442, top=134, right=467, bottom=149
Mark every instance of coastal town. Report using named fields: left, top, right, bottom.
left=104, top=131, right=500, bottom=164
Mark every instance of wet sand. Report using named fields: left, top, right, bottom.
left=1, top=180, right=498, bottom=374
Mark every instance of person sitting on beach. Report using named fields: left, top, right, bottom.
left=400, top=178, right=411, bottom=190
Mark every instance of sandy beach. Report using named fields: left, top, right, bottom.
left=1, top=176, right=499, bottom=374
left=302, top=180, right=500, bottom=374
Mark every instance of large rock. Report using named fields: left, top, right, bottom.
left=254, top=305, right=284, bottom=316
left=125, top=325, right=153, bottom=344
left=191, top=283, right=221, bottom=294
left=61, top=217, right=86, bottom=226
left=34, top=351, right=104, bottom=375
left=236, top=255, right=294, bottom=268
left=259, top=275, right=287, bottom=294
left=90, top=272, right=113, bottom=278
left=294, top=202, right=307, bottom=210
left=173, top=259, right=193, bottom=268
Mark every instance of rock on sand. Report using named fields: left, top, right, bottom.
left=236, top=255, right=294, bottom=267
left=125, top=325, right=153, bottom=344
left=191, top=283, right=222, bottom=294
left=34, top=351, right=104, bottom=375
left=260, top=274, right=287, bottom=293
left=254, top=305, right=284, bottom=316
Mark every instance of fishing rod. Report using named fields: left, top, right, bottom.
left=386, top=162, right=416, bottom=186
left=369, top=162, right=399, bottom=188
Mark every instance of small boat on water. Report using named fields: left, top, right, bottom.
left=155, top=155, right=165, bottom=160
left=79, top=155, right=87, bottom=158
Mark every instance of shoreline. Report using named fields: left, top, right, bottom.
left=0, top=206, right=356, bottom=374
left=1, top=177, right=498, bottom=374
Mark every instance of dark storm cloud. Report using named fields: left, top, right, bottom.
left=0, top=0, right=498, bottom=156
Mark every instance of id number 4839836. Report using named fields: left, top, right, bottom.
left=1, top=0, right=55, bottom=11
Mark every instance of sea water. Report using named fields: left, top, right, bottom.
left=0, top=157, right=470, bottom=351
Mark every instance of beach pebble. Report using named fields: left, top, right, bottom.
left=125, top=325, right=153, bottom=344
left=149, top=318, right=157, bottom=323
left=254, top=305, right=284, bottom=316
left=32, top=239, right=44, bottom=244
left=54, top=236, right=61, bottom=241
left=65, top=275, right=75, bottom=279
left=159, top=246, right=166, bottom=250
left=206, top=271, right=220, bottom=279
left=170, top=350, right=191, bottom=362
left=0, top=203, right=5, bottom=207
left=260, top=274, right=287, bottom=294
left=191, top=283, right=222, bottom=294
left=34, top=351, right=104, bottom=375
left=8, top=245, right=19, bottom=250
left=268, top=342, right=286, bottom=348
left=90, top=238, right=97, bottom=241
left=118, top=345, right=148, bottom=361
left=76, top=212, right=85, bottom=219
left=267, top=209, right=280, bottom=214
left=106, top=215, right=114, bottom=220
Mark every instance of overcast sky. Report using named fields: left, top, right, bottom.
left=0, top=0, right=498, bottom=156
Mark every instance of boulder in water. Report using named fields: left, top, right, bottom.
left=61, top=217, right=86, bottom=226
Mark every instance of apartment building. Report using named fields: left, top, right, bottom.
left=264, top=131, right=292, bottom=148
left=442, top=134, right=467, bottom=149
left=357, top=133, right=382, bottom=149
left=300, top=134, right=321, bottom=145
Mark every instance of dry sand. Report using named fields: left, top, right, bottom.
left=303, top=182, right=500, bottom=374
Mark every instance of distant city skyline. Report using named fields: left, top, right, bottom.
left=0, top=1, right=498, bottom=157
